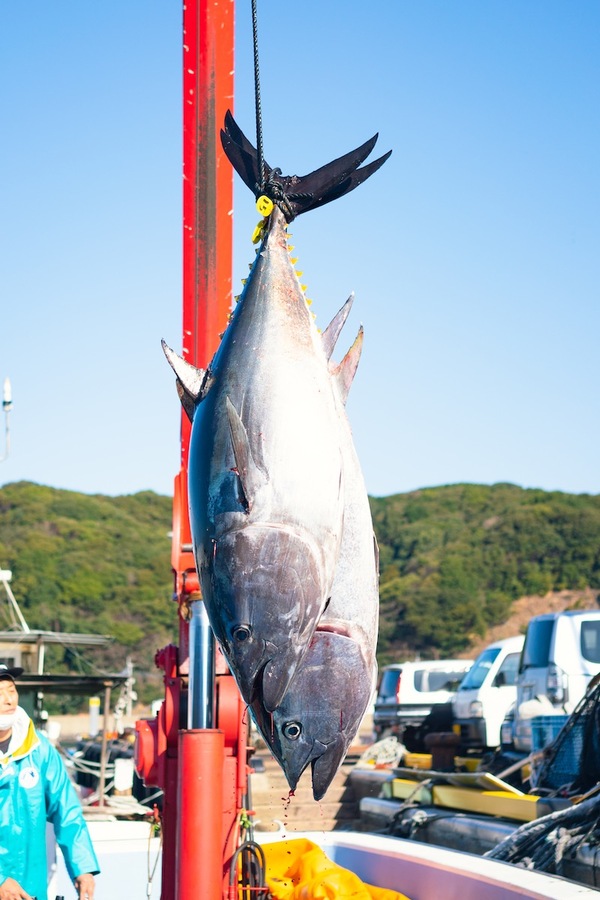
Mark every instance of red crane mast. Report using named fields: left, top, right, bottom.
left=135, top=3, right=251, bottom=898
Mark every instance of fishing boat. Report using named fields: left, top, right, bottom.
left=49, top=820, right=599, bottom=899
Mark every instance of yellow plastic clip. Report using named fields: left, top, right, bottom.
left=256, top=195, right=274, bottom=217
left=251, top=222, right=265, bottom=244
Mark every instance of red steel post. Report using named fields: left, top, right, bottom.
left=176, top=730, right=226, bottom=898
left=136, top=3, right=236, bottom=897
left=173, top=1, right=236, bottom=898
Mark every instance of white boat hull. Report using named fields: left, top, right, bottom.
left=52, top=821, right=596, bottom=899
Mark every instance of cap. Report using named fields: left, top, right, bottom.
left=0, top=665, right=24, bottom=681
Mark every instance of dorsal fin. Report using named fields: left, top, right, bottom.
left=226, top=397, right=268, bottom=513
left=161, top=339, right=209, bottom=422
left=321, top=294, right=354, bottom=361
left=331, top=327, right=364, bottom=405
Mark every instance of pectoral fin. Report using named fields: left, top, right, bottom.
left=226, top=397, right=268, bottom=513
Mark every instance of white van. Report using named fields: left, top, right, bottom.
left=452, top=636, right=524, bottom=750
left=373, top=659, right=473, bottom=739
left=513, top=609, right=600, bottom=752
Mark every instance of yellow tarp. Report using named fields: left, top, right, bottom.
left=263, top=837, right=411, bottom=900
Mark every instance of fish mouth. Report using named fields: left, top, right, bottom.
left=211, top=524, right=329, bottom=711
left=310, top=739, right=347, bottom=801
left=279, top=739, right=329, bottom=795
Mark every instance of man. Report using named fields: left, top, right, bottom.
left=0, top=665, right=99, bottom=899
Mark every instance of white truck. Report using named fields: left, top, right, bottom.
left=511, top=609, right=600, bottom=752
left=452, top=636, right=524, bottom=750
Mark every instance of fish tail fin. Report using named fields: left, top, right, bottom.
left=220, top=111, right=391, bottom=222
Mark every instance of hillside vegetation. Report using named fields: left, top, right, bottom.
left=373, top=482, right=600, bottom=664
left=0, top=481, right=174, bottom=702
left=1, top=481, right=599, bottom=700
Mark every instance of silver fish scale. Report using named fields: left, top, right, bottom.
left=251, top=372, right=380, bottom=800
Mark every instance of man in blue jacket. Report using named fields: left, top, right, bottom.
left=0, top=665, right=99, bottom=899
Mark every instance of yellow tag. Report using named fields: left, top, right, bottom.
left=251, top=222, right=264, bottom=244
left=256, top=195, right=274, bottom=216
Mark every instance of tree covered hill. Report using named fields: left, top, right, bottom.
left=373, top=482, right=600, bottom=663
left=1, top=480, right=599, bottom=698
left=0, top=481, right=174, bottom=700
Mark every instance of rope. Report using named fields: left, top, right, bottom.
left=250, top=0, right=265, bottom=193
left=229, top=840, right=269, bottom=900
left=146, top=809, right=162, bottom=899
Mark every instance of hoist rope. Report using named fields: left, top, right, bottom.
left=250, top=0, right=265, bottom=193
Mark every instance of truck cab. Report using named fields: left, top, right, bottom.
left=512, top=610, right=600, bottom=752
left=452, top=636, right=524, bottom=750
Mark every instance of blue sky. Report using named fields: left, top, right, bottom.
left=0, top=1, right=598, bottom=499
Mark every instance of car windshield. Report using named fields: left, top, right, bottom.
left=458, top=647, right=500, bottom=690
left=415, top=668, right=469, bottom=692
left=521, top=618, right=554, bottom=670
left=377, top=668, right=401, bottom=698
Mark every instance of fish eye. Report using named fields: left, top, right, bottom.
left=282, top=721, right=302, bottom=741
left=232, top=625, right=252, bottom=643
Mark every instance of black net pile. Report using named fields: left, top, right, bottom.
left=535, top=676, right=600, bottom=796
left=487, top=676, right=600, bottom=875
left=486, top=792, right=600, bottom=874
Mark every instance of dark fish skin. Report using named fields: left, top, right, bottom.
left=164, top=207, right=345, bottom=711
left=250, top=305, right=380, bottom=800
left=220, top=111, right=392, bottom=221
left=252, top=631, right=376, bottom=801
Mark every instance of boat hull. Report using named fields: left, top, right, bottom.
left=52, top=821, right=596, bottom=898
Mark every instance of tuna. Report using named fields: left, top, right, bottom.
left=250, top=301, right=380, bottom=799
left=164, top=206, right=347, bottom=711
left=164, top=111, right=388, bottom=741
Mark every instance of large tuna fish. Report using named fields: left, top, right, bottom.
left=164, top=114, right=389, bottom=712
left=250, top=299, right=380, bottom=799
left=164, top=207, right=343, bottom=710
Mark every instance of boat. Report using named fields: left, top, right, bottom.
left=49, top=821, right=599, bottom=899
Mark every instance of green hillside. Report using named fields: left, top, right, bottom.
left=1, top=480, right=599, bottom=703
left=373, top=482, right=600, bottom=664
left=0, top=481, right=174, bottom=703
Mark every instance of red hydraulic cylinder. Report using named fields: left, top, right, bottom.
left=176, top=730, right=225, bottom=898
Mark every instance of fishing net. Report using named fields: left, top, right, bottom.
left=487, top=676, right=600, bottom=875
left=533, top=674, right=600, bottom=795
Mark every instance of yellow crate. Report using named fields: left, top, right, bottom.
left=403, top=753, right=432, bottom=770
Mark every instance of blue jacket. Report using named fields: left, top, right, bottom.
left=0, top=708, right=99, bottom=899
